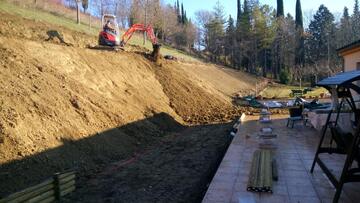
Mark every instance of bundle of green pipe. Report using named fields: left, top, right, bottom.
left=247, top=150, right=274, bottom=193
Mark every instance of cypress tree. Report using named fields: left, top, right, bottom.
left=237, top=0, right=242, bottom=26
left=176, top=0, right=181, bottom=24
left=242, top=0, right=251, bottom=28
left=181, top=3, right=185, bottom=24
left=295, top=0, right=305, bottom=71
left=295, top=0, right=303, bottom=28
left=277, top=0, right=284, bottom=17
left=184, top=11, right=188, bottom=24
left=239, top=0, right=251, bottom=71
left=225, top=15, right=236, bottom=67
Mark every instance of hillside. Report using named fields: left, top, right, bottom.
left=0, top=4, right=263, bottom=200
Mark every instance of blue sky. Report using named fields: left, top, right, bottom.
left=164, top=0, right=354, bottom=23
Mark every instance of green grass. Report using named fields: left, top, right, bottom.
left=0, top=1, right=199, bottom=62
left=259, top=84, right=329, bottom=99
left=0, top=1, right=99, bottom=35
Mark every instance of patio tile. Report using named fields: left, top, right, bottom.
left=231, top=191, right=260, bottom=203
left=272, top=184, right=288, bottom=196
left=283, top=169, right=308, bottom=178
left=208, top=181, right=236, bottom=192
left=286, top=176, right=313, bottom=186
left=314, top=187, right=336, bottom=199
left=289, top=196, right=321, bottom=203
left=203, top=189, right=233, bottom=203
left=216, top=165, right=240, bottom=176
left=282, top=161, right=306, bottom=171
left=212, top=171, right=238, bottom=184
left=202, top=116, right=360, bottom=203
left=287, top=185, right=317, bottom=197
left=260, top=194, right=290, bottom=203
left=233, top=179, right=248, bottom=192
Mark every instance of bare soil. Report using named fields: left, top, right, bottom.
left=0, top=11, right=262, bottom=201
left=67, top=119, right=233, bottom=203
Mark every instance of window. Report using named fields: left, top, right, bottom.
left=357, top=62, right=360, bottom=70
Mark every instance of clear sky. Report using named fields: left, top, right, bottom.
left=164, top=0, right=354, bottom=24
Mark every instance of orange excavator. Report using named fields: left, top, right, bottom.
left=120, top=24, right=158, bottom=47
left=98, top=15, right=158, bottom=48
left=120, top=24, right=161, bottom=63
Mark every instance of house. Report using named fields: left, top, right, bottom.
left=337, top=39, right=360, bottom=72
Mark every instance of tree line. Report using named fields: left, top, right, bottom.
left=197, top=0, right=360, bottom=84
left=61, top=0, right=197, bottom=51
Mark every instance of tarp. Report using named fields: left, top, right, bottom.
left=317, top=70, right=360, bottom=87
left=263, top=101, right=283, bottom=108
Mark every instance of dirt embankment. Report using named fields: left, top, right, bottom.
left=0, top=11, right=261, bottom=199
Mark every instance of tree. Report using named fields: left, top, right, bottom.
left=237, top=0, right=241, bottom=26
left=283, top=14, right=296, bottom=76
left=295, top=0, right=305, bottom=83
left=352, top=0, right=360, bottom=40
left=273, top=0, right=286, bottom=79
left=276, top=0, right=284, bottom=17
left=253, top=5, right=276, bottom=76
left=176, top=0, right=181, bottom=24
left=295, top=0, right=303, bottom=30
left=225, top=15, right=236, bottom=66
left=75, top=0, right=81, bottom=24
left=238, top=0, right=251, bottom=71
left=115, top=0, right=131, bottom=28
left=129, top=0, right=142, bottom=25
left=307, top=5, right=338, bottom=77
left=82, top=0, right=88, bottom=12
left=161, top=4, right=179, bottom=42
left=181, top=3, right=185, bottom=24
left=338, top=7, right=353, bottom=46
left=205, top=0, right=226, bottom=62
left=195, top=10, right=214, bottom=49
left=213, top=0, right=225, bottom=24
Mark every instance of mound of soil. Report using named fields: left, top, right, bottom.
left=155, top=64, right=245, bottom=124
left=0, top=10, right=262, bottom=199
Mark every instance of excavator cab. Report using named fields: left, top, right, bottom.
left=98, top=14, right=120, bottom=47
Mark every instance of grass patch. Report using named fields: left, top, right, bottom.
left=0, top=1, right=99, bottom=35
left=259, top=84, right=328, bottom=99
left=0, top=1, right=200, bottom=62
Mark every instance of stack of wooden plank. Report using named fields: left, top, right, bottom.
left=247, top=150, right=274, bottom=193
left=0, top=170, right=76, bottom=203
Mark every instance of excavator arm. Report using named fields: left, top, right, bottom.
left=120, top=24, right=157, bottom=47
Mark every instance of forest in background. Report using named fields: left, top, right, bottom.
left=197, top=0, right=360, bottom=85
left=24, top=0, right=360, bottom=85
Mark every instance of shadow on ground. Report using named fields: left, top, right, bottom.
left=0, top=113, right=233, bottom=202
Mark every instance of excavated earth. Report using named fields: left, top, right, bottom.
left=0, top=11, right=263, bottom=202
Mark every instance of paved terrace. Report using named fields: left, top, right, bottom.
left=202, top=115, right=360, bottom=203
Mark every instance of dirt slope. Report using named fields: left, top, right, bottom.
left=0, top=11, right=262, bottom=196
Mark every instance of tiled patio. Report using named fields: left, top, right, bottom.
left=202, top=115, right=360, bottom=203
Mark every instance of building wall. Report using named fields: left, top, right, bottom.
left=344, top=51, right=360, bottom=71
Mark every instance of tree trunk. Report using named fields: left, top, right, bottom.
left=263, top=49, right=267, bottom=77
left=76, top=1, right=80, bottom=24
left=89, top=12, right=91, bottom=29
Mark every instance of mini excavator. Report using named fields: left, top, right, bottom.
left=98, top=14, right=161, bottom=63
left=98, top=15, right=158, bottom=48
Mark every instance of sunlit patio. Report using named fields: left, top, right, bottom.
left=202, top=115, right=360, bottom=203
